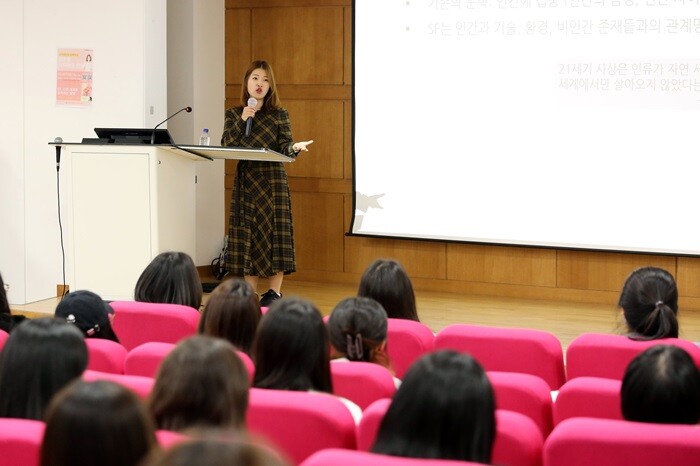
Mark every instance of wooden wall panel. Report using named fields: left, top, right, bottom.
left=292, top=192, right=345, bottom=272
left=285, top=100, right=344, bottom=179
left=225, top=9, right=251, bottom=85
left=557, top=251, right=677, bottom=291
left=446, top=244, right=557, bottom=287
left=343, top=101, right=352, bottom=179
left=251, top=8, right=344, bottom=85
left=677, top=257, right=700, bottom=297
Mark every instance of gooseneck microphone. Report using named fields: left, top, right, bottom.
left=54, top=137, right=63, bottom=171
left=245, top=97, right=258, bottom=137
left=150, top=106, right=192, bottom=144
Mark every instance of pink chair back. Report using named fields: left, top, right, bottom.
left=124, top=342, right=176, bottom=378
left=330, top=361, right=397, bottom=410
left=0, top=418, right=45, bottom=466
left=553, top=377, right=622, bottom=426
left=488, top=370, right=553, bottom=436
left=110, top=300, right=200, bottom=350
left=85, top=338, right=127, bottom=374
left=435, top=324, right=565, bottom=389
left=357, top=399, right=543, bottom=466
left=247, top=388, right=356, bottom=465
left=236, top=350, right=255, bottom=384
left=0, top=329, right=9, bottom=352
left=300, top=449, right=483, bottom=466
left=82, top=369, right=155, bottom=400
left=565, top=333, right=700, bottom=381
left=386, top=318, right=435, bottom=379
left=544, top=417, right=700, bottom=466
left=156, top=429, right=188, bottom=449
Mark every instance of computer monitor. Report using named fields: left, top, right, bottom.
left=93, top=128, right=174, bottom=145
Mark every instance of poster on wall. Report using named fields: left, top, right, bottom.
left=56, top=48, right=93, bottom=106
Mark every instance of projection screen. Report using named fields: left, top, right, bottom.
left=352, top=0, right=700, bottom=255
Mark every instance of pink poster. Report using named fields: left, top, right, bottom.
left=56, top=48, right=93, bottom=106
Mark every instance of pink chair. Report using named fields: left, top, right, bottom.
left=330, top=361, right=397, bottom=410
left=357, top=399, right=543, bottom=466
left=82, top=369, right=155, bottom=400
left=565, top=333, right=700, bottom=381
left=156, top=429, right=188, bottom=449
left=0, top=418, right=45, bottom=466
left=552, top=377, right=622, bottom=426
left=300, top=449, right=483, bottom=466
left=124, top=342, right=176, bottom=378
left=85, top=338, right=127, bottom=374
left=110, top=301, right=200, bottom=351
left=386, top=318, right=435, bottom=379
left=236, top=350, right=255, bottom=384
left=247, top=388, right=356, bottom=465
left=0, top=329, right=9, bottom=352
left=435, top=324, right=565, bottom=390
left=488, top=370, right=553, bottom=436
left=544, top=417, right=700, bottom=466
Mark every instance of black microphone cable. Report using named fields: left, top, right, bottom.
left=54, top=137, right=68, bottom=300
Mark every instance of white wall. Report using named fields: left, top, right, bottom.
left=168, top=0, right=226, bottom=266
left=1, top=0, right=168, bottom=304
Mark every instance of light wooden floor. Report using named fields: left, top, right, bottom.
left=12, top=279, right=700, bottom=351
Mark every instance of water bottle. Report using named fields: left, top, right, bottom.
left=199, top=128, right=210, bottom=146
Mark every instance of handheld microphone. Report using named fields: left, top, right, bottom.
left=54, top=137, right=63, bottom=171
left=245, top=97, right=258, bottom=137
left=150, top=106, right=192, bottom=144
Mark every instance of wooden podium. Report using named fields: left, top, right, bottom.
left=54, top=142, right=292, bottom=300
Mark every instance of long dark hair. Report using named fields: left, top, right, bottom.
left=372, top=350, right=496, bottom=463
left=198, top=279, right=261, bottom=354
left=252, top=298, right=332, bottom=393
left=149, top=336, right=249, bottom=432
left=618, top=267, right=679, bottom=340
left=40, top=380, right=156, bottom=466
left=621, top=345, right=700, bottom=425
left=134, top=251, right=203, bottom=310
left=358, top=259, right=419, bottom=322
left=0, top=318, right=87, bottom=420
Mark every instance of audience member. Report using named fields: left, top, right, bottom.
left=0, top=318, right=87, bottom=420
left=372, top=350, right=496, bottom=463
left=134, top=251, right=203, bottom=310
left=142, top=436, right=288, bottom=466
left=0, top=272, right=26, bottom=333
left=618, top=266, right=679, bottom=341
left=199, top=278, right=261, bottom=354
left=40, top=380, right=156, bottom=466
left=149, top=335, right=249, bottom=433
left=252, top=298, right=362, bottom=422
left=621, top=344, right=700, bottom=424
left=54, top=290, right=119, bottom=342
left=358, top=258, right=419, bottom=322
left=328, top=296, right=393, bottom=373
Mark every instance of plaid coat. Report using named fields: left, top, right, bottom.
left=222, top=106, right=297, bottom=277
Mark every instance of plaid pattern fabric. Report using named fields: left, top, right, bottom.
left=222, top=106, right=297, bottom=277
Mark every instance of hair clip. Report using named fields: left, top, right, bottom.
left=66, top=314, right=76, bottom=324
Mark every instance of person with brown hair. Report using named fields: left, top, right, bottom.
left=222, top=60, right=313, bottom=307
left=198, top=278, right=261, bottom=354
left=148, top=336, right=249, bottom=433
left=40, top=380, right=156, bottom=466
left=142, top=436, right=288, bottom=466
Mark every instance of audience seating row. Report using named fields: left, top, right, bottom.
left=0, top=417, right=184, bottom=466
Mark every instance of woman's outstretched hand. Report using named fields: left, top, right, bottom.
left=293, top=140, right=314, bottom=152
